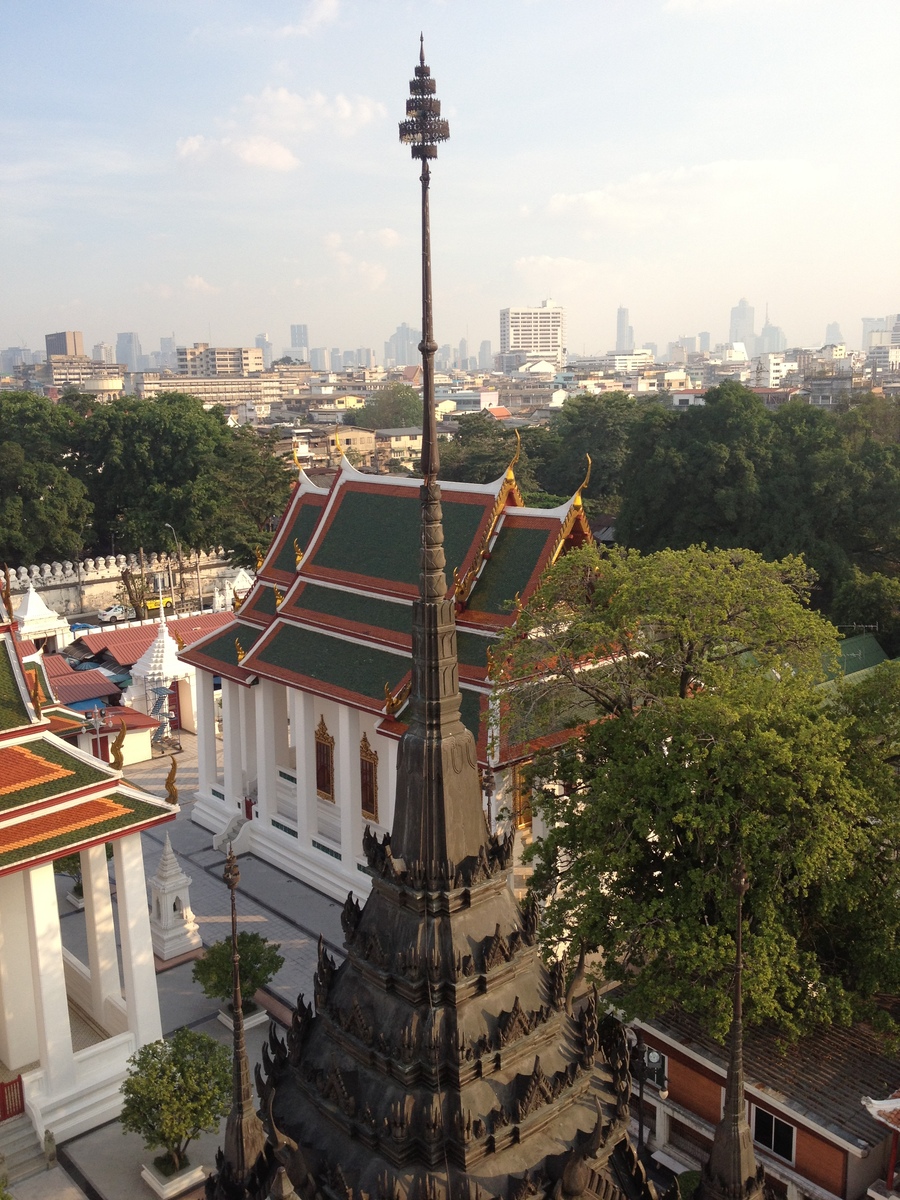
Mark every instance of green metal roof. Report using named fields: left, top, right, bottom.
left=272, top=497, right=324, bottom=575
left=293, top=583, right=412, bottom=636
left=459, top=688, right=485, bottom=745
left=196, top=622, right=263, bottom=671
left=0, top=640, right=30, bottom=732
left=467, top=523, right=553, bottom=616
left=306, top=488, right=490, bottom=587
left=836, top=634, right=888, bottom=678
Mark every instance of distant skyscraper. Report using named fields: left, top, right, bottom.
left=457, top=337, right=468, bottom=368
left=615, top=306, right=633, bottom=354
left=729, top=299, right=756, bottom=353
left=384, top=323, right=422, bottom=368
left=310, top=347, right=328, bottom=370
left=357, top=348, right=374, bottom=368
left=255, top=333, right=274, bottom=370
left=478, top=340, right=493, bottom=370
left=115, top=332, right=142, bottom=373
left=758, top=317, right=786, bottom=354
left=642, top=342, right=658, bottom=360
left=499, top=298, right=566, bottom=365
left=159, top=335, right=177, bottom=369
left=861, top=317, right=887, bottom=350
left=824, top=321, right=843, bottom=346
left=92, top=342, right=114, bottom=364
left=330, top=347, right=342, bottom=373
left=699, top=331, right=711, bottom=353
left=290, top=324, right=309, bottom=356
left=45, top=330, right=84, bottom=357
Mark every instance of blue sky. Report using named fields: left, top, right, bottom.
left=2, top=0, right=898, bottom=359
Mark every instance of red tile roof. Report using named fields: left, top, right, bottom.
left=53, top=669, right=121, bottom=705
left=73, top=612, right=232, bottom=666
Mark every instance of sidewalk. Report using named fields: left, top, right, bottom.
left=37, top=733, right=350, bottom=1200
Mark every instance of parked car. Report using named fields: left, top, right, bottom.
left=145, top=597, right=174, bottom=613
left=97, top=603, right=135, bottom=623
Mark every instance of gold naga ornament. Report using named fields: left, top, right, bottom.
left=164, top=755, right=178, bottom=806
left=235, top=637, right=246, bottom=663
left=110, top=720, right=127, bottom=770
left=254, top=545, right=264, bottom=571
left=383, top=679, right=412, bottom=716
left=274, top=586, right=284, bottom=607
left=294, top=538, right=303, bottom=568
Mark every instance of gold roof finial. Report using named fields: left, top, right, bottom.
left=30, top=669, right=42, bottom=717
left=334, top=427, right=344, bottom=458
left=110, top=719, right=127, bottom=770
left=291, top=442, right=302, bottom=473
left=573, top=453, right=592, bottom=510
left=173, top=630, right=185, bottom=651
left=293, top=538, right=303, bottom=568
left=274, top=586, right=284, bottom=607
left=505, top=429, right=521, bottom=482
left=235, top=637, right=245, bottom=663
left=254, top=545, right=264, bottom=571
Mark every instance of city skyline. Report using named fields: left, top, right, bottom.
left=2, top=1, right=898, bottom=357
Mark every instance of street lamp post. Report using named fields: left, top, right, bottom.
left=164, top=522, right=185, bottom=606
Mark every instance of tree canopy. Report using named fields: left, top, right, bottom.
left=120, top=1029, right=230, bottom=1172
left=192, top=931, right=284, bottom=1007
left=343, top=382, right=422, bottom=430
left=494, top=543, right=900, bottom=1040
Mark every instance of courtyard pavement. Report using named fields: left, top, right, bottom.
left=20, top=733, right=349, bottom=1200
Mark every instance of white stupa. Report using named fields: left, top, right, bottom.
left=148, top=834, right=202, bottom=960
left=14, top=583, right=72, bottom=651
left=125, top=617, right=192, bottom=737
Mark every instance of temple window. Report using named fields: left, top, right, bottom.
left=315, top=716, right=335, bottom=802
left=360, top=732, right=378, bottom=822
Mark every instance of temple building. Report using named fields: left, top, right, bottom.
left=180, top=456, right=593, bottom=901
left=0, top=595, right=174, bottom=1145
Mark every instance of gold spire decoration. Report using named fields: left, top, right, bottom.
left=384, top=679, right=412, bottom=716
left=110, top=719, right=127, bottom=770
left=293, top=538, right=303, bottom=568
left=334, top=427, right=344, bottom=458
left=235, top=637, right=245, bottom=663
left=30, top=669, right=42, bottom=717
left=274, top=586, right=284, bottom=607
left=505, top=429, right=521, bottom=482
left=165, top=755, right=178, bottom=806
left=233, top=590, right=243, bottom=611
left=254, top=546, right=264, bottom=571
left=573, top=453, right=592, bottom=510
left=173, top=630, right=185, bottom=651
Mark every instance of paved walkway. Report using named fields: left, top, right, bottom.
left=29, top=733, right=349, bottom=1200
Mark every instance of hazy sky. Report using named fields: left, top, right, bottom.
left=2, top=0, right=898, bottom=359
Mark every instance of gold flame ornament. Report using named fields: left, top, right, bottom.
left=110, top=720, right=127, bottom=770
left=30, top=669, right=42, bottom=717
left=505, top=429, right=521, bottom=482
left=173, top=630, right=185, bottom=651
left=274, top=586, right=284, bottom=607
left=254, top=545, right=264, bottom=571
left=164, top=755, right=178, bottom=806
left=573, top=454, right=592, bottom=510
left=294, top=538, right=303, bottom=568
left=235, top=637, right=245, bottom=663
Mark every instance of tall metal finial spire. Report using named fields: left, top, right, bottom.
left=216, top=847, right=266, bottom=1192
left=392, top=39, right=485, bottom=873
left=698, top=866, right=765, bottom=1200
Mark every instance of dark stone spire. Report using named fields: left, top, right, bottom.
left=391, top=36, right=486, bottom=875
left=206, top=849, right=267, bottom=1199
left=698, top=869, right=766, bottom=1200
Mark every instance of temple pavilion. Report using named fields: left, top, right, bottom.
left=0, top=592, right=173, bottom=1142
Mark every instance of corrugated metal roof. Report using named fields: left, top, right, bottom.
left=53, top=669, right=121, bottom=705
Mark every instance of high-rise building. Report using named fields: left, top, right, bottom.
left=310, top=347, right=328, bottom=370
left=159, top=336, right=177, bottom=369
left=729, top=299, right=756, bottom=353
left=290, top=324, right=309, bottom=358
left=329, top=347, right=342, bottom=373
left=758, top=318, right=786, bottom=354
left=45, top=331, right=84, bottom=358
left=699, top=331, right=711, bottom=353
left=825, top=321, right=844, bottom=346
left=92, top=342, right=114, bottom=364
left=115, top=332, right=142, bottom=373
left=255, top=332, right=274, bottom=370
left=478, top=340, right=493, bottom=370
left=615, top=306, right=634, bottom=354
left=499, top=298, right=566, bottom=366
left=384, top=322, right=422, bottom=368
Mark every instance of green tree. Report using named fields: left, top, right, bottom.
left=536, top=391, right=640, bottom=511
left=192, top=932, right=284, bottom=1010
left=832, top=568, right=900, bottom=656
left=494, top=543, right=900, bottom=1038
left=343, top=383, right=422, bottom=429
left=436, top=412, right=540, bottom=489
left=120, top=1029, right=230, bottom=1173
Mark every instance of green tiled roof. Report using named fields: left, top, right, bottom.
left=467, top=523, right=552, bottom=615
left=0, top=792, right=167, bottom=869
left=0, top=641, right=30, bottom=732
left=459, top=688, right=485, bottom=744
left=253, top=625, right=407, bottom=702
left=308, top=489, right=489, bottom=586
left=294, top=584, right=412, bottom=636
left=457, top=631, right=493, bottom=670
left=243, top=585, right=279, bottom=621
left=272, top=499, right=325, bottom=575
left=198, top=622, right=263, bottom=671
left=0, top=739, right=109, bottom=813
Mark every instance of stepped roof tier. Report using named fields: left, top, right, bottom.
left=179, top=460, right=591, bottom=767
left=0, top=614, right=175, bottom=877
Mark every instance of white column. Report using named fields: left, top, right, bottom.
left=81, top=845, right=121, bottom=1024
left=113, top=834, right=162, bottom=1047
left=336, top=705, right=356, bottom=861
left=255, top=679, right=278, bottom=823
left=656, top=1103, right=671, bottom=1149
left=195, top=670, right=216, bottom=796
left=24, top=863, right=76, bottom=1091
left=222, top=679, right=244, bottom=812
left=0, top=873, right=39, bottom=1070
left=240, top=683, right=258, bottom=795
left=273, top=684, right=290, bottom=765
left=299, top=692, right=318, bottom=843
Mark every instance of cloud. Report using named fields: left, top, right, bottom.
left=276, top=0, right=340, bottom=37
left=184, top=275, right=220, bottom=295
left=514, top=255, right=601, bottom=293
left=240, top=86, right=386, bottom=139
left=662, top=0, right=739, bottom=11
left=176, top=135, right=209, bottom=161
left=229, top=136, right=298, bottom=171
left=323, top=232, right=387, bottom=290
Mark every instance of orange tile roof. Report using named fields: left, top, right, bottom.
left=0, top=796, right=131, bottom=854
left=0, top=744, right=75, bottom=796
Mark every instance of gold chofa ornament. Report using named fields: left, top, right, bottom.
left=294, top=538, right=303, bottom=568
left=235, top=637, right=245, bottom=663
left=110, top=720, right=127, bottom=770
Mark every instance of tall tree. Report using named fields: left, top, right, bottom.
left=535, top=391, right=641, bottom=511
left=343, top=382, right=422, bottom=429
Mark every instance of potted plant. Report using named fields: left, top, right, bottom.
left=121, top=1028, right=230, bottom=1198
left=192, top=932, right=284, bottom=1030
